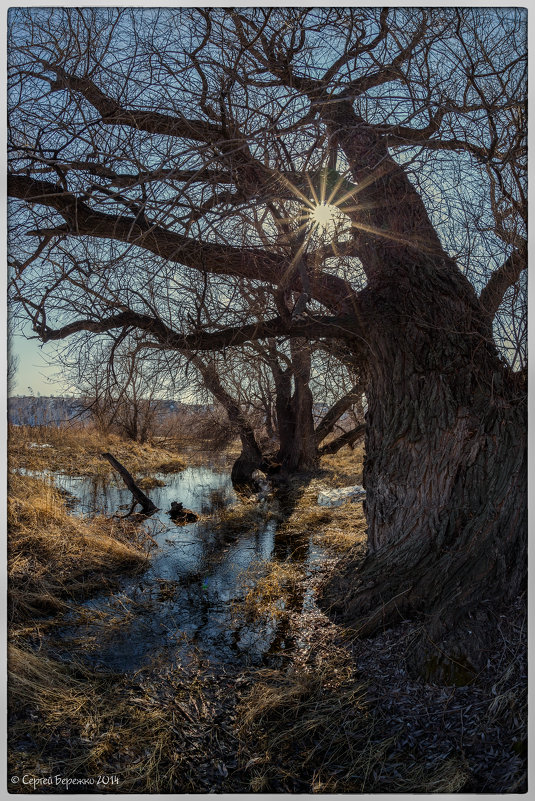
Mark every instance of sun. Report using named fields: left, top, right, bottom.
left=311, top=202, right=335, bottom=230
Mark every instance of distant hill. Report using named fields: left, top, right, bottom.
left=8, top=395, right=350, bottom=429
left=8, top=396, right=88, bottom=426
left=7, top=396, right=212, bottom=427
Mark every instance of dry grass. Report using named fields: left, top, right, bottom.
left=236, top=655, right=391, bottom=793
left=7, top=643, right=217, bottom=793
left=265, top=445, right=367, bottom=556
left=137, top=475, right=166, bottom=489
left=227, top=447, right=368, bottom=627
left=210, top=498, right=273, bottom=537
left=8, top=472, right=148, bottom=622
left=275, top=499, right=366, bottom=554
left=319, top=444, right=364, bottom=486
left=235, top=560, right=304, bottom=624
left=396, top=758, right=471, bottom=793
left=234, top=608, right=523, bottom=794
left=313, top=502, right=367, bottom=553
left=6, top=439, right=526, bottom=793
left=8, top=423, right=186, bottom=477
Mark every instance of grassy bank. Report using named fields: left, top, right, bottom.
left=8, top=642, right=242, bottom=794
left=9, top=424, right=186, bottom=477
left=7, top=438, right=526, bottom=793
left=8, top=425, right=195, bottom=793
left=235, top=594, right=527, bottom=793
left=8, top=473, right=148, bottom=624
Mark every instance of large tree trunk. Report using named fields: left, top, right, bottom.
left=322, top=280, right=526, bottom=677
left=286, top=339, right=318, bottom=471
left=319, top=105, right=527, bottom=679
left=270, top=339, right=318, bottom=473
left=191, top=355, right=263, bottom=487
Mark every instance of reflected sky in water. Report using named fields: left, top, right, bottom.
left=47, top=466, right=326, bottom=672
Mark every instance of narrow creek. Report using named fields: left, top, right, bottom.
left=47, top=462, right=328, bottom=674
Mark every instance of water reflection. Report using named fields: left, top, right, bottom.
left=48, top=465, right=326, bottom=673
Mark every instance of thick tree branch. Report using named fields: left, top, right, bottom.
left=479, top=248, right=527, bottom=323
left=34, top=310, right=174, bottom=346
left=387, top=132, right=513, bottom=165
left=8, top=174, right=357, bottom=313
left=41, top=60, right=227, bottom=144
left=182, top=315, right=360, bottom=351
left=8, top=175, right=273, bottom=279
left=314, top=383, right=363, bottom=446
left=33, top=308, right=361, bottom=353
left=318, top=424, right=366, bottom=455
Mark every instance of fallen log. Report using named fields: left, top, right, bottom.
left=168, top=501, right=198, bottom=524
left=101, top=452, right=158, bottom=515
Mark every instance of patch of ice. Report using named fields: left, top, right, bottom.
left=317, top=485, right=366, bottom=507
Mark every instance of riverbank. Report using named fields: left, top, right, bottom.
left=8, top=424, right=186, bottom=476
left=8, top=472, right=149, bottom=624
left=7, top=428, right=526, bottom=793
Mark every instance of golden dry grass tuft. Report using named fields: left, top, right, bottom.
left=402, top=758, right=471, bottom=793
left=236, top=560, right=304, bottom=624
left=8, top=423, right=186, bottom=477
left=7, top=643, right=214, bottom=793
left=236, top=656, right=392, bottom=793
left=313, top=502, right=367, bottom=553
left=320, top=444, right=364, bottom=486
left=8, top=472, right=148, bottom=622
left=210, top=498, right=273, bottom=536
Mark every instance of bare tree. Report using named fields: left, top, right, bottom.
left=75, top=337, right=172, bottom=443
left=8, top=8, right=526, bottom=674
left=190, top=339, right=365, bottom=481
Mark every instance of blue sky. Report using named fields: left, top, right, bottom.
left=10, top=335, right=68, bottom=396
left=5, top=7, right=527, bottom=396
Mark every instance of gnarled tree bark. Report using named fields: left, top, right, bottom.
left=318, top=106, right=526, bottom=677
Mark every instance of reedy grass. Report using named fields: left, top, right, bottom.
left=7, top=643, right=213, bottom=793
left=234, top=560, right=304, bottom=625
left=319, top=444, right=364, bottom=486
left=8, top=472, right=148, bottom=623
left=236, top=656, right=387, bottom=793
left=209, top=498, right=274, bottom=537
left=312, top=502, right=367, bottom=553
left=9, top=423, right=186, bottom=477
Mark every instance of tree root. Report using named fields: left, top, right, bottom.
left=318, top=531, right=526, bottom=684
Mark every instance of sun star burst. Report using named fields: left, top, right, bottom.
left=311, top=202, right=335, bottom=230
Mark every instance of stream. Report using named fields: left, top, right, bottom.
left=47, top=463, right=327, bottom=673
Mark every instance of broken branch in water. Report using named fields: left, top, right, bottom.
left=101, top=452, right=158, bottom=515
